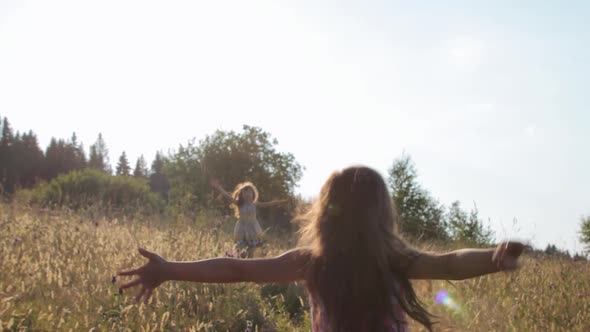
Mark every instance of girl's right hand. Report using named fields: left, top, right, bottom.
left=118, top=248, right=169, bottom=303
left=209, top=177, right=221, bottom=189
left=209, top=178, right=220, bottom=189
left=492, top=241, right=527, bottom=271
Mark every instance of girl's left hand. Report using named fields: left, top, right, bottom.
left=118, top=248, right=169, bottom=303
left=209, top=177, right=221, bottom=189
left=492, top=241, right=527, bottom=271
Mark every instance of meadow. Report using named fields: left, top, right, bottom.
left=1, top=203, right=589, bottom=332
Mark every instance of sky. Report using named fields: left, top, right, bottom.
left=1, top=0, right=589, bottom=253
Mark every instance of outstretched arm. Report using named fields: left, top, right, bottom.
left=256, top=199, right=290, bottom=208
left=118, top=248, right=310, bottom=302
left=209, top=178, right=235, bottom=203
left=407, top=241, right=526, bottom=280
left=165, top=248, right=308, bottom=283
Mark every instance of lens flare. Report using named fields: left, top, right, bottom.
left=435, top=290, right=461, bottom=312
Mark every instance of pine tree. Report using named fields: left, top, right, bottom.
left=0, top=119, right=44, bottom=193
left=151, top=152, right=165, bottom=175
left=88, top=145, right=100, bottom=170
left=44, top=136, right=83, bottom=180
left=0, top=118, right=14, bottom=194
left=580, top=216, right=590, bottom=255
left=116, top=151, right=131, bottom=176
left=133, top=155, right=148, bottom=178
left=0, top=118, right=14, bottom=158
left=88, top=133, right=111, bottom=174
left=149, top=152, right=170, bottom=199
left=69, top=132, right=87, bottom=170
left=18, top=130, right=44, bottom=188
left=1, top=117, right=13, bottom=145
left=44, top=138, right=60, bottom=179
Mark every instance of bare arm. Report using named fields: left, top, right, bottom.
left=165, top=248, right=309, bottom=283
left=209, top=179, right=236, bottom=203
left=407, top=242, right=526, bottom=280
left=256, top=199, right=290, bottom=208
left=118, top=248, right=310, bottom=302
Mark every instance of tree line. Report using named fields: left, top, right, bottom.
left=0, top=116, right=169, bottom=197
left=1, top=115, right=588, bottom=254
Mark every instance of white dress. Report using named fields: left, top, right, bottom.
left=233, top=203, right=264, bottom=249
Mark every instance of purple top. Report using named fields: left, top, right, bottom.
left=308, top=283, right=410, bottom=332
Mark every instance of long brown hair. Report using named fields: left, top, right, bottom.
left=298, top=166, right=433, bottom=331
left=229, top=182, right=259, bottom=218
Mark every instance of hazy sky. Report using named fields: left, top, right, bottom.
left=1, top=1, right=589, bottom=253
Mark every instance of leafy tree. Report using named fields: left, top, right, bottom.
left=166, top=125, right=303, bottom=225
left=199, top=125, right=302, bottom=199
left=116, top=151, right=131, bottom=176
left=447, top=201, right=494, bottom=246
left=88, top=133, right=111, bottom=174
left=387, top=154, right=447, bottom=240
left=133, top=155, right=148, bottom=178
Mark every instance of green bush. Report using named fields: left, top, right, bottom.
left=23, top=168, right=163, bottom=213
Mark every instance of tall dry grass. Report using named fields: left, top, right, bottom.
left=1, top=203, right=588, bottom=331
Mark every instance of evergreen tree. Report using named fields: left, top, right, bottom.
left=44, top=138, right=60, bottom=179
left=580, top=215, right=590, bottom=255
left=69, top=132, right=87, bottom=170
left=44, top=138, right=69, bottom=179
left=16, top=130, right=44, bottom=188
left=1, top=117, right=13, bottom=145
left=88, top=133, right=111, bottom=174
left=544, top=243, right=572, bottom=258
left=0, top=118, right=44, bottom=193
left=44, top=134, right=86, bottom=180
left=149, top=151, right=170, bottom=199
left=133, top=155, right=148, bottom=178
left=5, top=131, right=21, bottom=192
left=116, top=151, right=131, bottom=176
left=0, top=117, right=13, bottom=193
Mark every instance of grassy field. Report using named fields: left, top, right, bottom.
left=1, top=203, right=589, bottom=331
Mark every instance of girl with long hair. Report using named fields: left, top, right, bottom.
left=119, top=166, right=526, bottom=331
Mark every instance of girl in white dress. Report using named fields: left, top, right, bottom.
left=210, top=179, right=289, bottom=258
